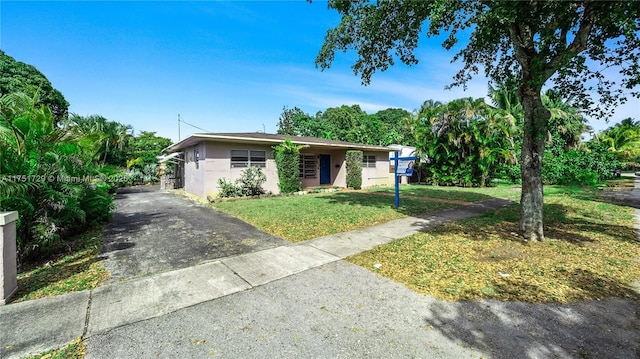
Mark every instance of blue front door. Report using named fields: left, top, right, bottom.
left=319, top=154, right=331, bottom=185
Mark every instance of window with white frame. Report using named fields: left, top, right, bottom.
left=299, top=154, right=317, bottom=178
left=231, top=150, right=266, bottom=168
left=363, top=155, right=376, bottom=168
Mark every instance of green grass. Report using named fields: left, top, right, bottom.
left=369, top=183, right=521, bottom=202
left=11, top=226, right=109, bottom=303
left=213, top=192, right=461, bottom=242
left=23, top=338, right=86, bottom=359
left=348, top=188, right=640, bottom=303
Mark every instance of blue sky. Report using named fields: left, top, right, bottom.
left=2, top=1, right=638, bottom=143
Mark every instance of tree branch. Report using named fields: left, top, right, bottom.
left=509, top=24, right=535, bottom=71
left=543, top=2, right=595, bottom=80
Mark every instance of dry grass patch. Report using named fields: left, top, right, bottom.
left=12, top=226, right=109, bottom=303
left=24, top=338, right=86, bottom=359
left=348, top=193, right=640, bottom=303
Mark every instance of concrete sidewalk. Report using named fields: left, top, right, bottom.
left=0, top=198, right=512, bottom=359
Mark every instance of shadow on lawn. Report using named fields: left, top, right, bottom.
left=370, top=186, right=498, bottom=202
left=418, top=202, right=639, bottom=245
left=422, top=291, right=640, bottom=359
left=320, top=191, right=503, bottom=216
left=598, top=191, right=640, bottom=209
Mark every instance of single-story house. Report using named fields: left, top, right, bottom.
left=163, top=133, right=393, bottom=199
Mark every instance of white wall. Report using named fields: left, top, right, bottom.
left=362, top=151, right=392, bottom=188
left=183, top=143, right=206, bottom=198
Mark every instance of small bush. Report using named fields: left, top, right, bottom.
left=346, top=150, right=363, bottom=189
left=218, top=166, right=267, bottom=198
left=141, top=163, right=159, bottom=183
left=237, top=166, right=267, bottom=196
left=217, top=178, right=241, bottom=198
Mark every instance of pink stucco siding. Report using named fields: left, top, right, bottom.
left=182, top=140, right=391, bottom=198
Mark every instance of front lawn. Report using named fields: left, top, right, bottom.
left=213, top=191, right=463, bottom=242
left=348, top=189, right=640, bottom=303
left=369, top=183, right=522, bottom=201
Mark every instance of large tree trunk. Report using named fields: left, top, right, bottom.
left=519, top=85, right=550, bottom=241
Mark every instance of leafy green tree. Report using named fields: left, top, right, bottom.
left=316, top=1, right=640, bottom=241
left=375, top=108, right=414, bottom=146
left=277, top=104, right=412, bottom=146
left=277, top=106, right=322, bottom=137
left=130, top=131, right=172, bottom=166
left=317, top=104, right=367, bottom=143
left=0, top=50, right=69, bottom=124
left=277, top=106, right=303, bottom=136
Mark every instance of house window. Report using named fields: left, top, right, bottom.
left=299, top=154, right=316, bottom=178
left=363, top=155, right=376, bottom=168
left=194, top=150, right=200, bottom=169
left=231, top=150, right=266, bottom=168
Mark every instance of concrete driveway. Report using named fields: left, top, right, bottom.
left=100, top=186, right=288, bottom=282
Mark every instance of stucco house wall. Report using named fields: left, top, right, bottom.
left=362, top=151, right=391, bottom=188
left=183, top=143, right=206, bottom=198
left=203, top=142, right=279, bottom=197
left=165, top=133, right=396, bottom=199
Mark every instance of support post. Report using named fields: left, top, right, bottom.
left=0, top=211, right=18, bottom=305
left=394, top=151, right=400, bottom=208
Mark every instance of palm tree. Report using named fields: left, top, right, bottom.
left=542, top=89, right=587, bottom=150
left=64, top=114, right=133, bottom=165
left=597, top=118, right=640, bottom=164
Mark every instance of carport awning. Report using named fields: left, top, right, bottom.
left=157, top=152, right=183, bottom=163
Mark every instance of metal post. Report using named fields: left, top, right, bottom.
left=394, top=151, right=400, bottom=207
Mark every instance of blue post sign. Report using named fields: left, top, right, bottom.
left=390, top=151, right=417, bottom=207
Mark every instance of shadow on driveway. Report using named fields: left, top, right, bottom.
left=100, top=186, right=288, bottom=283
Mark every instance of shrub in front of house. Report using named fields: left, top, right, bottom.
left=346, top=150, right=363, bottom=189
left=218, top=166, right=267, bottom=198
left=273, top=139, right=303, bottom=194
left=217, top=178, right=242, bottom=198
left=238, top=166, right=267, bottom=196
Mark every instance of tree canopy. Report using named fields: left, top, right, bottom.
left=277, top=105, right=413, bottom=146
left=316, top=0, right=640, bottom=241
left=0, top=50, right=69, bottom=124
